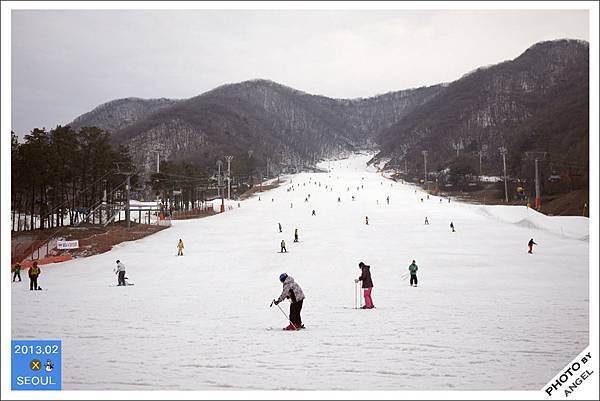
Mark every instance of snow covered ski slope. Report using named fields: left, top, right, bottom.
left=11, top=153, right=589, bottom=390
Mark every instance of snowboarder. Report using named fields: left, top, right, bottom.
left=12, top=263, right=22, bottom=282
left=355, top=262, right=374, bottom=309
left=312, top=210, right=316, bottom=216
left=408, top=260, right=418, bottom=287
left=528, top=238, right=537, bottom=254
left=294, top=229, right=299, bottom=243
left=273, top=273, right=305, bottom=330
left=450, top=222, right=455, bottom=232
left=280, top=240, right=287, bottom=253
left=365, top=216, right=369, bottom=225
left=177, top=239, right=185, bottom=256
left=424, top=217, right=429, bottom=225
left=115, top=260, right=126, bottom=286
left=28, top=261, right=41, bottom=291
left=278, top=223, right=282, bottom=233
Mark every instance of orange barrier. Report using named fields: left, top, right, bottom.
left=19, top=255, right=73, bottom=269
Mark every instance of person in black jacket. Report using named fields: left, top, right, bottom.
left=28, top=261, right=41, bottom=290
left=528, top=238, right=537, bottom=254
left=355, top=262, right=375, bottom=309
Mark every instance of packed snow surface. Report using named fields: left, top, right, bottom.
left=12, top=153, right=589, bottom=390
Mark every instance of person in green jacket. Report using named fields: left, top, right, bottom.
left=408, top=260, right=418, bottom=287
left=12, top=263, right=22, bottom=282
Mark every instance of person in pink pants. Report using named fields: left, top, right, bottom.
left=355, top=262, right=375, bottom=309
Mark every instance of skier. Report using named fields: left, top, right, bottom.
left=290, top=203, right=293, bottom=208
left=273, top=273, right=305, bottom=330
left=312, top=210, right=316, bottom=216
left=115, top=260, right=126, bottom=286
left=355, top=262, right=374, bottom=309
left=12, top=263, right=22, bottom=282
left=259, top=196, right=261, bottom=201
left=177, top=239, right=185, bottom=256
left=365, top=216, right=369, bottom=225
left=421, top=198, right=424, bottom=203
left=305, top=197, right=308, bottom=202
left=28, top=261, right=41, bottom=291
left=450, top=222, right=455, bottom=232
left=424, top=216, right=429, bottom=225
left=386, top=196, right=390, bottom=204
left=280, top=240, right=287, bottom=253
left=294, top=228, right=299, bottom=243
left=352, top=195, right=355, bottom=201
left=338, top=197, right=341, bottom=202
left=408, top=260, right=419, bottom=287
left=528, top=238, right=537, bottom=254
left=278, top=222, right=282, bottom=233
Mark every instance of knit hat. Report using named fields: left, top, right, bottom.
left=279, top=273, right=288, bottom=282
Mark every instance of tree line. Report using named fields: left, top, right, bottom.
left=11, top=126, right=134, bottom=231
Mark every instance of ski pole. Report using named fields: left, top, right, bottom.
left=354, top=280, right=357, bottom=309
left=271, top=299, right=297, bottom=329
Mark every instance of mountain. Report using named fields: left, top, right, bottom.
left=67, top=39, right=588, bottom=186
left=70, top=97, right=181, bottom=133
left=69, top=80, right=441, bottom=174
left=374, top=39, right=589, bottom=179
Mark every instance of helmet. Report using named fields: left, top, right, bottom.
left=279, top=273, right=288, bottom=282
left=358, top=262, right=365, bottom=268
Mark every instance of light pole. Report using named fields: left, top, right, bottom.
left=217, top=160, right=224, bottom=212
left=499, top=146, right=508, bottom=203
left=421, top=150, right=428, bottom=186
left=526, top=151, right=547, bottom=210
left=225, top=155, right=233, bottom=200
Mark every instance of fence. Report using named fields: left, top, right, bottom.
left=11, top=219, right=171, bottom=265
left=170, top=205, right=215, bottom=220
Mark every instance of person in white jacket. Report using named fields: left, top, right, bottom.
left=115, top=260, right=126, bottom=286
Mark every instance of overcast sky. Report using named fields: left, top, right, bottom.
left=10, top=9, right=589, bottom=137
